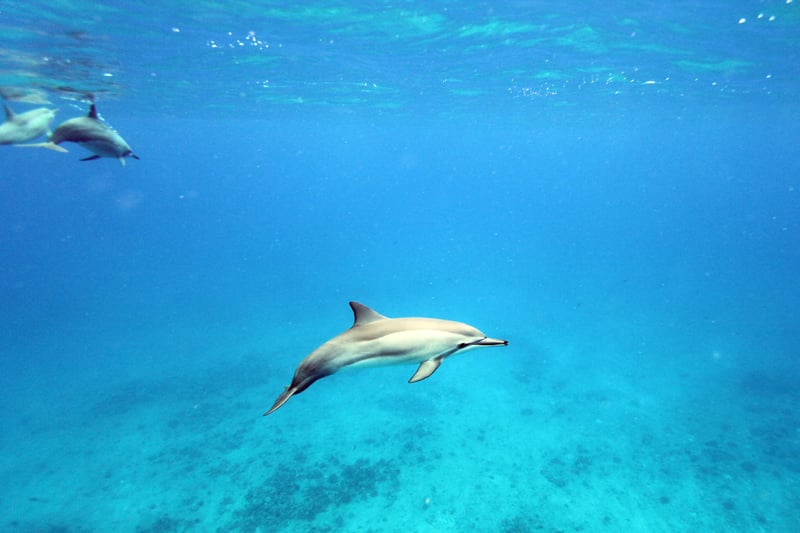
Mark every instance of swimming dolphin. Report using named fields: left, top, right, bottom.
left=0, top=86, right=53, bottom=105
left=0, top=104, right=58, bottom=145
left=265, top=301, right=508, bottom=415
left=23, top=103, right=139, bottom=165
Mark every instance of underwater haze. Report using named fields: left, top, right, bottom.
left=1, top=1, right=799, bottom=532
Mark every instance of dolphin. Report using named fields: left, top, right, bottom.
left=0, top=87, right=52, bottom=105
left=0, top=104, right=58, bottom=145
left=22, top=102, right=139, bottom=165
left=265, top=301, right=508, bottom=415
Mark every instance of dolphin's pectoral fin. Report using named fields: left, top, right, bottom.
left=264, top=386, right=298, bottom=416
left=409, top=358, right=442, bottom=383
left=80, top=155, right=101, bottom=162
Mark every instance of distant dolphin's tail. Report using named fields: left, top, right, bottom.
left=14, top=141, right=68, bottom=153
left=264, top=386, right=298, bottom=416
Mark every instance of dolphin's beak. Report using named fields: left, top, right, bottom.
left=474, top=337, right=508, bottom=346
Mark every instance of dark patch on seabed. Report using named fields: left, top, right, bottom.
left=231, top=455, right=401, bottom=530
left=738, top=369, right=800, bottom=398
left=137, top=514, right=201, bottom=533
left=6, top=522, right=86, bottom=533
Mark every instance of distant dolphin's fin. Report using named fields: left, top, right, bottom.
left=350, top=301, right=388, bottom=327
left=80, top=155, right=101, bottom=162
left=3, top=104, right=13, bottom=120
left=409, top=358, right=442, bottom=383
left=87, top=103, right=99, bottom=120
left=14, top=141, right=68, bottom=153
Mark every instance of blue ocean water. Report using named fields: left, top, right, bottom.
left=1, top=1, right=799, bottom=531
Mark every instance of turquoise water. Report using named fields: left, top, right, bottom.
left=1, top=2, right=799, bottom=532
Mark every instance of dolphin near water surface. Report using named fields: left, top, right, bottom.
left=265, top=301, right=508, bottom=415
left=0, top=104, right=58, bottom=145
left=23, top=102, right=139, bottom=165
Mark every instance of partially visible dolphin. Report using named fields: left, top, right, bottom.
left=23, top=102, right=139, bottom=165
left=0, top=104, right=58, bottom=145
left=265, top=301, right=509, bottom=415
left=0, top=86, right=52, bottom=105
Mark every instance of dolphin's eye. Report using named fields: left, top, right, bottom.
left=457, top=343, right=467, bottom=348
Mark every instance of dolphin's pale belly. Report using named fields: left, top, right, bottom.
left=0, top=109, right=56, bottom=144
left=334, top=330, right=483, bottom=371
left=0, top=121, right=47, bottom=143
left=0, top=124, right=23, bottom=144
left=0, top=124, right=29, bottom=144
left=79, top=139, right=126, bottom=157
left=345, top=351, right=434, bottom=370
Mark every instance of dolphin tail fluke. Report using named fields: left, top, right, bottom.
left=14, top=141, right=68, bottom=153
left=264, top=386, right=298, bottom=416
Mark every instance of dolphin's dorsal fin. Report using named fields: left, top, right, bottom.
left=349, top=301, right=387, bottom=327
left=87, top=104, right=99, bottom=120
left=3, top=104, right=13, bottom=120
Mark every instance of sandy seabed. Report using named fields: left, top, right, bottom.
left=1, top=328, right=798, bottom=533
